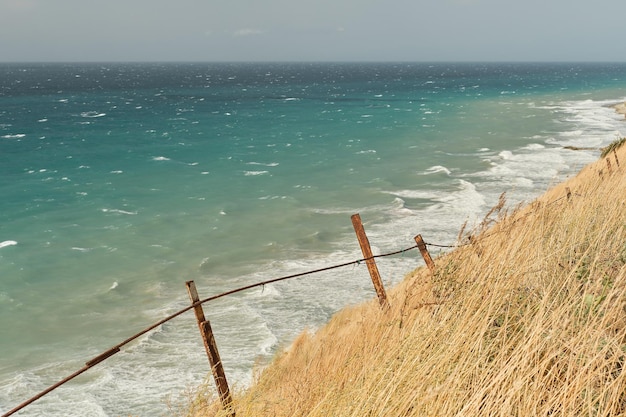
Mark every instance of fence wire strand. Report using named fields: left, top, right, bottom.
left=3, top=187, right=583, bottom=417
left=2, top=243, right=420, bottom=417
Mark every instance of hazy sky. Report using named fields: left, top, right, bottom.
left=1, top=0, right=625, bottom=62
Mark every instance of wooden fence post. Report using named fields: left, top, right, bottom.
left=414, top=234, right=435, bottom=274
left=186, top=281, right=235, bottom=416
left=351, top=213, right=389, bottom=308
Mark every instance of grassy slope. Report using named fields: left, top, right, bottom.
left=191, top=142, right=626, bottom=417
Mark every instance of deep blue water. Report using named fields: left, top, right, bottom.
left=1, top=62, right=626, bottom=416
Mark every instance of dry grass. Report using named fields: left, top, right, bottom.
left=190, top=141, right=626, bottom=417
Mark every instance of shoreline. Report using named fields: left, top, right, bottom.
left=3, top=65, right=626, bottom=417
left=612, top=101, right=626, bottom=118
left=198, top=139, right=626, bottom=416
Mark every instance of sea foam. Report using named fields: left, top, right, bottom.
left=0, top=240, right=18, bottom=249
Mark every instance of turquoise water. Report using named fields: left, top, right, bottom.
left=1, top=63, right=626, bottom=416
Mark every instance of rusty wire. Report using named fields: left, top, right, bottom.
left=2, top=244, right=420, bottom=417
left=3, top=188, right=582, bottom=416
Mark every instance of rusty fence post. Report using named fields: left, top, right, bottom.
left=351, top=213, right=389, bottom=308
left=186, top=281, right=235, bottom=416
left=414, top=234, right=435, bottom=274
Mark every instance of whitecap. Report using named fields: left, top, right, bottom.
left=38, top=118, right=48, bottom=123
left=256, top=323, right=279, bottom=355
left=309, top=206, right=354, bottom=215
left=523, top=143, right=546, bottom=150
left=255, top=283, right=281, bottom=298
left=385, top=180, right=486, bottom=218
left=110, top=170, right=123, bottom=174
left=422, top=165, right=451, bottom=175
left=0, top=240, right=18, bottom=249
left=80, top=111, right=106, bottom=118
left=108, top=281, right=119, bottom=291
left=152, top=156, right=171, bottom=161
left=391, top=197, right=415, bottom=216
left=244, top=170, right=269, bottom=176
left=356, top=149, right=377, bottom=154
left=499, top=150, right=514, bottom=160
left=71, top=247, right=92, bottom=252
left=101, top=208, right=138, bottom=215
left=246, top=162, right=279, bottom=167
left=259, top=195, right=287, bottom=200
left=384, top=189, right=438, bottom=200
left=1, top=134, right=26, bottom=139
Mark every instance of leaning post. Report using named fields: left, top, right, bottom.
left=414, top=234, right=436, bottom=274
left=185, top=281, right=235, bottom=416
left=351, top=213, right=389, bottom=308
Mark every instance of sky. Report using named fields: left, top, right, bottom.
left=1, top=0, right=625, bottom=62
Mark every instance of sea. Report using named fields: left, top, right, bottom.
left=1, top=62, right=625, bottom=416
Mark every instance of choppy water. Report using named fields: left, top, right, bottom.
left=1, top=62, right=626, bottom=416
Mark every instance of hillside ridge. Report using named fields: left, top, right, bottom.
left=191, top=138, right=626, bottom=417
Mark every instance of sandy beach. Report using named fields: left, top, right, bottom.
left=613, top=101, right=626, bottom=117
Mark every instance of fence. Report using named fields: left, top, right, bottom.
left=1, top=213, right=438, bottom=417
left=3, top=152, right=613, bottom=417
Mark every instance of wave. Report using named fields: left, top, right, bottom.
left=246, top=162, right=279, bottom=167
left=522, top=143, right=546, bottom=150
left=71, top=247, right=93, bottom=253
left=101, top=208, right=138, bottom=215
left=421, top=165, right=451, bottom=176
left=0, top=240, right=18, bottom=249
left=244, top=170, right=269, bottom=176
left=80, top=111, right=106, bottom=118
left=384, top=180, right=485, bottom=216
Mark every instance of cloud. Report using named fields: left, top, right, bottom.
left=233, top=28, right=265, bottom=37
